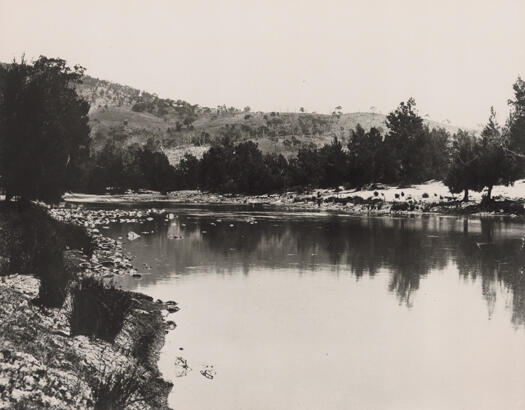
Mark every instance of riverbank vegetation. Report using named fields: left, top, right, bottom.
left=80, top=82, right=525, bottom=202
left=0, top=57, right=171, bottom=409
left=1, top=58, right=525, bottom=203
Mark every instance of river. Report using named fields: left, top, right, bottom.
left=98, top=205, right=525, bottom=410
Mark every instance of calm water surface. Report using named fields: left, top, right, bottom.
left=100, top=205, right=525, bottom=410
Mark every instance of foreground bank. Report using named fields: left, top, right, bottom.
left=0, top=205, right=176, bottom=409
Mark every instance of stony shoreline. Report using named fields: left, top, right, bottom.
left=0, top=206, right=178, bottom=409
left=64, top=181, right=525, bottom=219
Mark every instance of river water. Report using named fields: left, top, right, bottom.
left=101, top=205, right=525, bottom=410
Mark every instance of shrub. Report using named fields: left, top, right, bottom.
left=391, top=202, right=410, bottom=211
left=70, top=277, right=133, bottom=342
left=131, top=326, right=156, bottom=367
left=91, top=362, right=150, bottom=410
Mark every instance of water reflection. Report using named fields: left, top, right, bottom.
left=100, top=207, right=525, bottom=326
left=455, top=219, right=525, bottom=326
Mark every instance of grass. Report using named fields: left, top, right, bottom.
left=131, top=325, right=157, bottom=367
left=90, top=362, right=149, bottom=410
left=69, top=276, right=133, bottom=342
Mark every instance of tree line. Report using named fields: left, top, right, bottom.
left=1, top=57, right=525, bottom=204
left=170, top=88, right=525, bottom=201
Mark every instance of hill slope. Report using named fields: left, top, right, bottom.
left=2, top=65, right=469, bottom=165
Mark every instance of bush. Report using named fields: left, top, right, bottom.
left=391, top=202, right=410, bottom=211
left=70, top=277, right=133, bottom=342
left=90, top=362, right=149, bottom=410
left=131, top=325, right=156, bottom=367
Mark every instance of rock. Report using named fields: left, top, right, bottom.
left=200, top=366, right=216, bottom=380
left=127, top=231, right=140, bottom=240
left=0, top=376, right=10, bottom=388
left=100, top=259, right=114, bottom=267
left=11, top=389, right=27, bottom=401
left=23, top=375, right=35, bottom=386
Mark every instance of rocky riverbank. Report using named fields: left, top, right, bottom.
left=64, top=180, right=525, bottom=218
left=0, top=205, right=178, bottom=409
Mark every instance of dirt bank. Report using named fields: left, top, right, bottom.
left=0, top=206, right=177, bottom=409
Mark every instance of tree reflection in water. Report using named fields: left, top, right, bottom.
left=104, top=206, right=525, bottom=326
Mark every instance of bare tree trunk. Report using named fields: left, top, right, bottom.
left=463, top=189, right=469, bottom=202
left=487, top=185, right=493, bottom=200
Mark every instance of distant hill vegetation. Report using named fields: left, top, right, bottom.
left=76, top=74, right=465, bottom=165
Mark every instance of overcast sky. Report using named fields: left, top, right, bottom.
left=1, top=0, right=524, bottom=128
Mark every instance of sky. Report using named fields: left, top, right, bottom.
left=1, top=0, right=524, bottom=129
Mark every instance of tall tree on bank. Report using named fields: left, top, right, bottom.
left=318, top=137, right=347, bottom=188
left=347, top=125, right=384, bottom=188
left=445, top=130, right=481, bottom=201
left=385, top=98, right=427, bottom=184
left=446, top=108, right=519, bottom=201
left=507, top=77, right=525, bottom=174
left=0, top=57, right=90, bottom=203
left=477, top=107, right=516, bottom=199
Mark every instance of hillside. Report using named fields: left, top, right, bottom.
left=78, top=75, right=468, bottom=165
left=3, top=65, right=469, bottom=165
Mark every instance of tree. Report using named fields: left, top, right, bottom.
left=231, top=141, right=267, bottom=194
left=175, top=153, right=200, bottom=189
left=423, top=127, right=450, bottom=181
left=262, top=153, right=288, bottom=192
left=319, top=137, right=347, bottom=188
left=445, top=130, right=481, bottom=201
left=507, top=77, right=525, bottom=175
left=385, top=98, right=427, bottom=184
left=346, top=125, right=386, bottom=187
left=136, top=141, right=175, bottom=193
left=289, top=146, right=323, bottom=188
left=0, top=56, right=90, bottom=203
left=477, top=107, right=515, bottom=199
left=199, top=137, right=235, bottom=192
